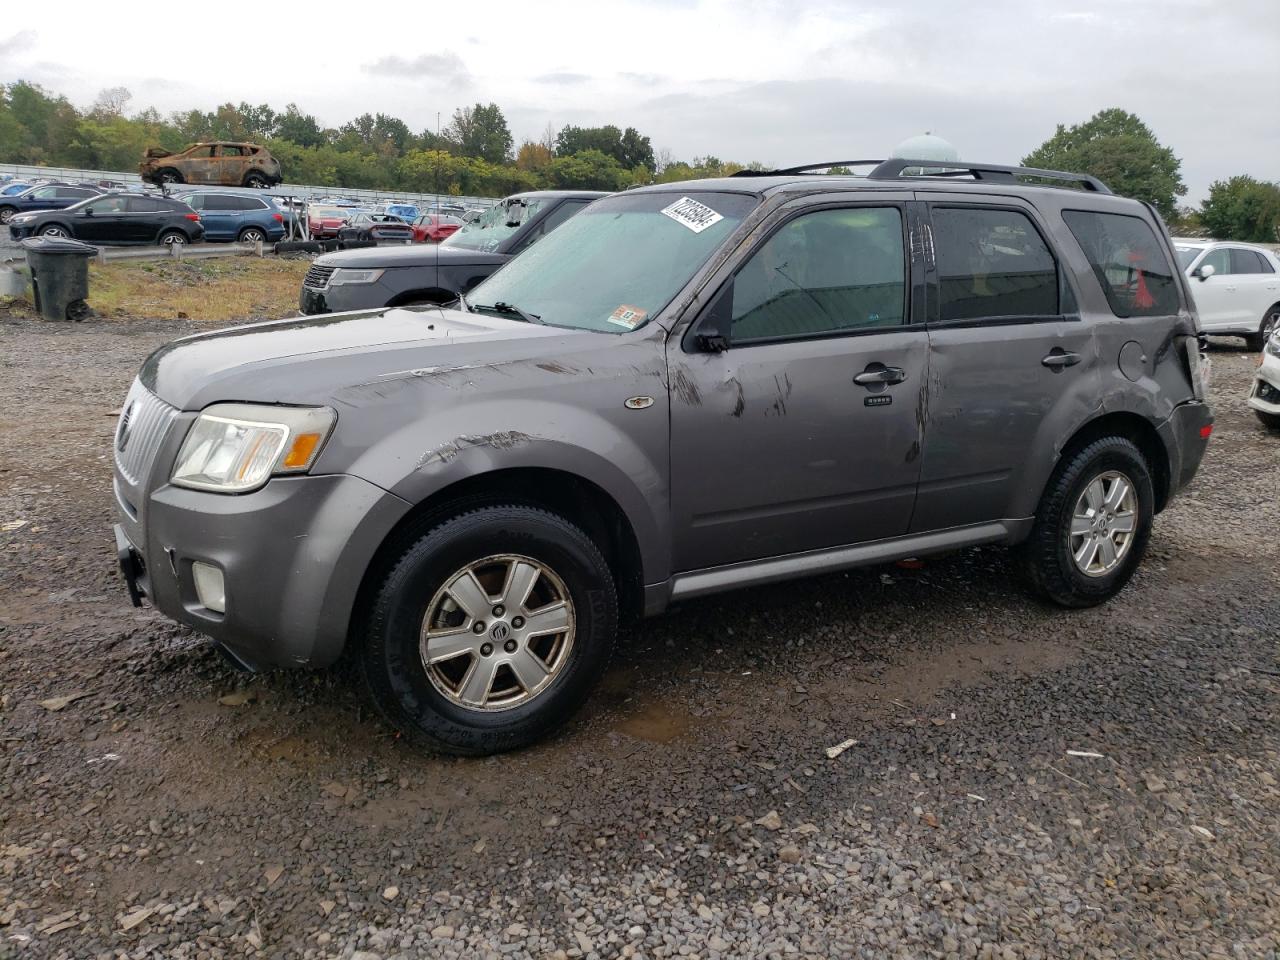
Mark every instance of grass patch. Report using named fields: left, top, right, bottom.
left=85, top=257, right=311, bottom=322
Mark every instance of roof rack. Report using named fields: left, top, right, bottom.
left=731, top=158, right=1111, bottom=194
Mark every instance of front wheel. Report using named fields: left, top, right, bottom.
left=37, top=224, right=69, bottom=238
left=360, top=505, right=618, bottom=755
left=1020, top=436, right=1154, bottom=608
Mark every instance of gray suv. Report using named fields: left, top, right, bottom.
left=112, top=158, right=1213, bottom=754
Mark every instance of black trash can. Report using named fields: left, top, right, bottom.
left=20, top=235, right=97, bottom=321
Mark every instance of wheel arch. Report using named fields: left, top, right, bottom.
left=1048, top=411, right=1171, bottom=514
left=347, top=466, right=646, bottom=652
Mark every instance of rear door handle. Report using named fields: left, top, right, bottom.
left=1041, top=350, right=1081, bottom=369
left=853, top=364, right=907, bottom=386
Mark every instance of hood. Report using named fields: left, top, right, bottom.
left=313, top=242, right=507, bottom=270
left=139, top=306, right=590, bottom=410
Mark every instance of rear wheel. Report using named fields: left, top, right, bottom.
left=1020, top=436, right=1154, bottom=607
left=360, top=505, right=617, bottom=755
left=158, top=229, right=187, bottom=247
left=237, top=227, right=267, bottom=244
left=156, top=169, right=184, bottom=185
left=0, top=206, right=16, bottom=224
left=1245, top=305, right=1279, bottom=352
left=243, top=172, right=269, bottom=189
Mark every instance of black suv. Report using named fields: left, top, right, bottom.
left=7, top=193, right=205, bottom=246
left=298, top=190, right=604, bottom=314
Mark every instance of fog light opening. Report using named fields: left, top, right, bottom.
left=192, top=561, right=226, bottom=614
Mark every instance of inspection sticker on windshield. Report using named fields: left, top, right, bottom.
left=660, top=197, right=724, bottom=234
left=608, top=305, right=647, bottom=329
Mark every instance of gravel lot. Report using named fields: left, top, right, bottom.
left=0, top=315, right=1277, bottom=960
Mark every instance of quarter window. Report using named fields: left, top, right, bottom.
left=1062, top=210, right=1179, bottom=318
left=931, top=207, right=1059, bottom=321
left=730, top=207, right=906, bottom=343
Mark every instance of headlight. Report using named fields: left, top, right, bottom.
left=171, top=403, right=335, bottom=493
left=1267, top=332, right=1280, bottom=358
left=10, top=214, right=35, bottom=224
left=328, top=268, right=384, bottom=286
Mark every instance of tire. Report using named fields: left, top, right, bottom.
left=37, top=224, right=69, bottom=238
left=1244, top=305, right=1280, bottom=352
left=1257, top=410, right=1280, bottom=430
left=157, top=169, right=184, bottom=184
left=1020, top=436, right=1154, bottom=608
left=0, top=206, right=16, bottom=224
left=158, top=229, right=187, bottom=247
left=360, top=504, right=618, bottom=755
left=243, top=172, right=268, bottom=189
left=237, top=227, right=267, bottom=244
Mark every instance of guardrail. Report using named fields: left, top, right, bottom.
left=0, top=161, right=501, bottom=211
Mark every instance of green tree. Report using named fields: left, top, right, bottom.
left=555, top=124, right=655, bottom=171
left=545, top=149, right=632, bottom=191
left=1022, top=108, right=1186, bottom=218
left=274, top=103, right=325, bottom=148
left=1199, top=176, right=1280, bottom=243
left=447, top=103, right=513, bottom=164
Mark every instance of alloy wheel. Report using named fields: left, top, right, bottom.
left=40, top=226, right=67, bottom=238
left=162, top=233, right=185, bottom=246
left=419, top=554, right=575, bottom=711
left=1069, top=470, right=1137, bottom=577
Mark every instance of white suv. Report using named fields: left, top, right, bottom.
left=1174, top=239, right=1280, bottom=350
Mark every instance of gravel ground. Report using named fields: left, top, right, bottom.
left=0, top=316, right=1277, bottom=960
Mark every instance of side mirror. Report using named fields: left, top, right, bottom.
left=1196, top=264, right=1215, bottom=281
left=83, top=206, right=94, bottom=216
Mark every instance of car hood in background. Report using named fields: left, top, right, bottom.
left=139, top=307, right=588, bottom=410
left=314, top=243, right=508, bottom=270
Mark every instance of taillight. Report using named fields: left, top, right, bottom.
left=1199, top=425, right=1213, bottom=439
left=184, top=213, right=200, bottom=221
left=272, top=213, right=283, bottom=222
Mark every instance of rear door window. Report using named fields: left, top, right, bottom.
left=126, top=197, right=163, bottom=213
left=931, top=207, right=1060, bottom=321
left=1062, top=210, right=1179, bottom=317
left=1229, top=248, right=1267, bottom=274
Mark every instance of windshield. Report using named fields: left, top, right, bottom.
left=387, top=205, right=418, bottom=219
left=466, top=191, right=758, bottom=333
left=442, top=198, right=548, bottom=252
left=1175, top=247, right=1202, bottom=271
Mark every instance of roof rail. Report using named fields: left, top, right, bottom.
left=868, top=158, right=1111, bottom=194
left=730, top=157, right=1111, bottom=194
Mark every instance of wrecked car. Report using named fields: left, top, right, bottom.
left=113, top=158, right=1212, bottom=755
left=139, top=142, right=283, bottom=188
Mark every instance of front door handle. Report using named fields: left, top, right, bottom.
left=853, top=364, right=907, bottom=386
left=1041, top=350, right=1081, bottom=369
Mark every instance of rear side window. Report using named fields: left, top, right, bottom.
left=1063, top=210, right=1179, bottom=317
left=232, top=196, right=266, bottom=211
left=931, top=207, right=1059, bottom=321
left=731, top=206, right=906, bottom=343
left=126, top=197, right=163, bottom=213
left=1230, top=248, right=1268, bottom=274
left=205, top=195, right=238, bottom=211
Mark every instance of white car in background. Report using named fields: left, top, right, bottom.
left=1247, top=327, right=1280, bottom=429
left=1175, top=240, right=1280, bottom=350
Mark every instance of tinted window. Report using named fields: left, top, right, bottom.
left=56, top=187, right=93, bottom=198
left=88, top=196, right=128, bottom=213
left=730, top=207, right=906, bottom=343
left=1063, top=210, right=1179, bottom=317
left=126, top=197, right=163, bottom=213
left=1230, top=248, right=1267, bottom=275
left=204, top=195, right=240, bottom=211
left=232, top=196, right=265, bottom=211
left=181, top=194, right=204, bottom=210
left=1259, top=253, right=1276, bottom=274
left=932, top=207, right=1059, bottom=321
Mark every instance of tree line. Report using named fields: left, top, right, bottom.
left=1, top=84, right=1276, bottom=242
left=0, top=81, right=762, bottom=197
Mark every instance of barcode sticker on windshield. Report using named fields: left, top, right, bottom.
left=660, top=197, right=724, bottom=234
left=608, top=305, right=647, bottom=329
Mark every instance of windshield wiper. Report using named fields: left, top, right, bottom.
left=474, top=301, right=544, bottom=325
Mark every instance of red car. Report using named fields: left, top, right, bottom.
left=411, top=213, right=463, bottom=243
left=307, top=204, right=357, bottom=240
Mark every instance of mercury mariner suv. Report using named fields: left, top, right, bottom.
left=112, top=158, right=1213, bottom=754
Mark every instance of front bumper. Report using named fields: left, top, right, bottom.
left=1157, top=399, right=1214, bottom=504
left=299, top=281, right=395, bottom=315
left=1246, top=355, right=1280, bottom=415
left=115, top=473, right=410, bottom=670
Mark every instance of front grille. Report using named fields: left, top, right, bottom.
left=304, top=263, right=335, bottom=289
left=114, top=382, right=178, bottom=487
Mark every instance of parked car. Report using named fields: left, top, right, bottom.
left=411, top=213, right=462, bottom=243
left=0, top=183, right=101, bottom=224
left=1248, top=326, right=1280, bottom=429
left=299, top=190, right=604, bottom=314
left=177, top=191, right=286, bottom=243
left=113, top=158, right=1212, bottom=755
left=425, top=202, right=467, bottom=218
left=1, top=181, right=35, bottom=197
left=374, top=202, right=420, bottom=222
left=1174, top=239, right=1280, bottom=350
left=307, top=204, right=356, bottom=240
left=336, top=212, right=414, bottom=245
left=8, top=193, right=204, bottom=245
left=140, top=142, right=283, bottom=188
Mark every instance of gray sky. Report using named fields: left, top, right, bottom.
left=2, top=0, right=1276, bottom=203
